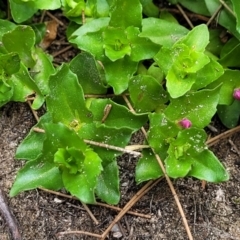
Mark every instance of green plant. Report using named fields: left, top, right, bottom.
left=6, top=0, right=233, bottom=206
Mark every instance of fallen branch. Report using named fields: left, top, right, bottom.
left=0, top=189, right=22, bottom=240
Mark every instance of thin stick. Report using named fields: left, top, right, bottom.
left=56, top=230, right=102, bottom=238
left=52, top=45, right=73, bottom=57
left=207, top=125, right=240, bottom=147
left=83, top=140, right=142, bottom=157
left=176, top=4, right=194, bottom=29
left=206, top=4, right=222, bottom=26
left=32, top=128, right=141, bottom=157
left=46, top=11, right=64, bottom=26
left=0, top=189, right=22, bottom=240
left=39, top=188, right=151, bottom=218
left=123, top=95, right=193, bottom=240
left=101, top=178, right=163, bottom=239
left=82, top=202, right=99, bottom=225
left=27, top=100, right=39, bottom=122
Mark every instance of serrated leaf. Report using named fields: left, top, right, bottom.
left=109, top=0, right=142, bottom=28
left=69, top=52, right=107, bottom=94
left=135, top=149, right=163, bottom=184
left=10, top=159, right=63, bottom=197
left=15, top=113, right=51, bottom=161
left=2, top=26, right=35, bottom=68
left=96, top=160, right=120, bottom=204
left=129, top=74, right=168, bottom=113
left=103, top=56, right=138, bottom=94
left=188, top=150, right=229, bottom=182
left=164, top=87, right=220, bottom=128
left=47, top=64, right=93, bottom=126
left=89, top=98, right=148, bottom=129
left=140, top=18, right=189, bottom=47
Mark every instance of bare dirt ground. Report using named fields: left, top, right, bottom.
left=1, top=2, right=240, bottom=240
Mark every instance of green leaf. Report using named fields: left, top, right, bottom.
left=10, top=159, right=63, bottom=197
left=70, top=18, right=109, bottom=60
left=32, top=47, right=55, bottom=95
left=188, top=150, right=229, bottom=182
left=231, top=0, right=240, bottom=33
left=164, top=87, right=220, bottom=128
left=205, top=0, right=240, bottom=40
left=129, top=74, right=168, bottom=113
left=217, top=100, right=240, bottom=128
left=61, top=149, right=102, bottom=203
left=78, top=123, right=133, bottom=160
left=103, top=56, right=138, bottom=94
left=135, top=149, right=163, bottom=184
left=9, top=0, right=37, bottom=23
left=47, top=64, right=93, bottom=126
left=191, top=58, right=224, bottom=90
left=0, top=19, right=16, bottom=40
left=69, top=52, right=107, bottom=94
left=140, top=0, right=159, bottom=17
left=2, top=26, right=36, bottom=68
left=176, top=24, right=209, bottom=52
left=147, top=113, right=179, bottom=158
left=126, top=26, right=160, bottom=61
left=177, top=0, right=210, bottom=16
left=103, top=27, right=131, bottom=61
left=109, top=0, right=142, bottom=28
left=96, top=160, right=120, bottom=204
left=0, top=53, right=20, bottom=75
left=140, top=18, right=189, bottom=47
left=89, top=98, right=148, bottom=129
left=208, top=69, right=240, bottom=105
left=15, top=113, right=51, bottom=161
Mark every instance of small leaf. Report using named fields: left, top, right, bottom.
left=176, top=24, right=209, bottom=52
left=135, top=149, right=163, bottom=184
left=188, top=150, right=229, bottom=182
left=2, top=25, right=36, bottom=68
left=140, top=18, right=188, bottom=47
left=10, top=159, right=63, bottom=197
left=96, top=160, right=120, bottom=204
left=0, top=19, right=16, bottom=40
left=0, top=53, right=20, bottom=75
left=230, top=0, right=240, bottom=33
left=47, top=64, right=93, bottom=126
left=129, top=74, right=168, bottom=113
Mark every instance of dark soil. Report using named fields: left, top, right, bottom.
left=1, top=3, right=240, bottom=240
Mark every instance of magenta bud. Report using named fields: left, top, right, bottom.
left=233, top=88, right=240, bottom=100
left=179, top=118, right=192, bottom=129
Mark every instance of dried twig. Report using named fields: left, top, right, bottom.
left=56, top=230, right=102, bottom=238
left=176, top=4, right=194, bottom=29
left=207, top=125, right=240, bottom=147
left=0, top=189, right=22, bottom=240
left=206, top=4, right=222, bottom=26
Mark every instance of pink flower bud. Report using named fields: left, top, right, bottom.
left=179, top=118, right=192, bottom=129
left=233, top=88, right=240, bottom=100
